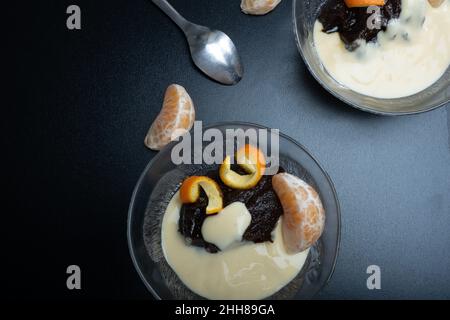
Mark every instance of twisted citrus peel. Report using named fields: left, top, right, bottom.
left=180, top=176, right=223, bottom=214
left=219, top=144, right=266, bottom=190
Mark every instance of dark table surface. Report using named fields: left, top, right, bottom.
left=7, top=0, right=450, bottom=299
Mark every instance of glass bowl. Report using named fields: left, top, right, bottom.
left=293, top=0, right=450, bottom=115
left=127, top=122, right=341, bottom=299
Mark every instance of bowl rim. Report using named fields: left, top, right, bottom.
left=127, top=121, right=341, bottom=300
left=292, top=0, right=450, bottom=116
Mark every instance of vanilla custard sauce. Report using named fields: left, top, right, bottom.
left=201, top=202, right=252, bottom=251
left=161, top=192, right=309, bottom=300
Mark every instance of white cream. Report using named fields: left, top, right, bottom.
left=161, top=192, right=309, bottom=300
left=201, top=202, right=251, bottom=251
left=313, top=0, right=450, bottom=98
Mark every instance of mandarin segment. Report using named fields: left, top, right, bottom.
left=272, top=173, right=325, bottom=254
left=144, top=84, right=195, bottom=151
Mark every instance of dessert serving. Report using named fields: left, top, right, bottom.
left=313, top=0, right=450, bottom=98
left=159, top=144, right=325, bottom=299
left=129, top=122, right=340, bottom=300
left=133, top=84, right=336, bottom=300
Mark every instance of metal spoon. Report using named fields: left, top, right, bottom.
left=152, top=0, right=243, bottom=85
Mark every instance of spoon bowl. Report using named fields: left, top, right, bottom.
left=153, top=0, right=243, bottom=85
left=186, top=25, right=243, bottom=85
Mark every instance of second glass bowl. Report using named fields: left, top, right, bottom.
left=293, top=0, right=450, bottom=115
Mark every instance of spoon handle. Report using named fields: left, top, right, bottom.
left=152, top=0, right=190, bottom=30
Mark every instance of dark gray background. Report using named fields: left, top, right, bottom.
left=6, top=0, right=450, bottom=299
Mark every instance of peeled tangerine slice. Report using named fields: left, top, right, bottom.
left=180, top=176, right=223, bottom=214
left=241, top=0, right=282, bottom=15
left=144, top=84, right=195, bottom=151
left=219, top=144, right=266, bottom=190
left=272, top=173, right=325, bottom=254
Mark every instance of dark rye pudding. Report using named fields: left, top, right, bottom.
left=313, top=0, right=450, bottom=98
left=179, top=166, right=284, bottom=254
left=318, top=0, right=402, bottom=50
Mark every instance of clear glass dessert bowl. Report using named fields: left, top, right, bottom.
left=127, top=122, right=341, bottom=300
left=293, top=0, right=450, bottom=115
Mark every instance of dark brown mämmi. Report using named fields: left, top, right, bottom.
left=178, top=166, right=284, bottom=253
left=318, top=0, right=402, bottom=50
